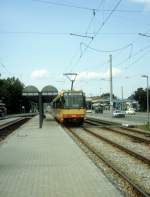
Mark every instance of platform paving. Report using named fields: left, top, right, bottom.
left=0, top=115, right=123, bottom=197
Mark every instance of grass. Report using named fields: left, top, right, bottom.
left=138, top=123, right=150, bottom=131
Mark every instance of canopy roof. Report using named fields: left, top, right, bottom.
left=23, top=85, right=39, bottom=94
left=23, top=85, right=58, bottom=103
left=41, top=85, right=58, bottom=93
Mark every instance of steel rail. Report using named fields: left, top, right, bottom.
left=66, top=127, right=150, bottom=197
left=0, top=118, right=26, bottom=130
left=86, top=120, right=150, bottom=144
left=86, top=117, right=119, bottom=126
left=85, top=118, right=150, bottom=139
left=120, top=126, right=150, bottom=136
left=86, top=117, right=150, bottom=135
left=0, top=117, right=30, bottom=139
left=83, top=127, right=150, bottom=165
left=102, top=127, right=150, bottom=144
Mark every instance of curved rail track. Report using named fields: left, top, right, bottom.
left=64, top=125, right=150, bottom=197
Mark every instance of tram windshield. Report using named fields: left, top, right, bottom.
left=63, top=92, right=85, bottom=108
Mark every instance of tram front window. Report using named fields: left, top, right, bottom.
left=64, top=94, right=84, bottom=108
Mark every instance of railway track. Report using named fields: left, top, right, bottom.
left=0, top=117, right=30, bottom=140
left=64, top=125, right=150, bottom=197
left=83, top=126, right=150, bottom=165
left=85, top=117, right=120, bottom=126
left=85, top=118, right=150, bottom=145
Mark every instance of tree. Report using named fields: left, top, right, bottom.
left=131, top=87, right=150, bottom=111
left=100, top=93, right=117, bottom=100
left=0, top=77, right=30, bottom=114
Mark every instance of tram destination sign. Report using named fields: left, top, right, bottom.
left=65, top=92, right=83, bottom=96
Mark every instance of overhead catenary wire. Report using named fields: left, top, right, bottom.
left=78, top=26, right=150, bottom=72
left=0, top=31, right=140, bottom=36
left=107, top=27, right=150, bottom=70
left=65, top=0, right=105, bottom=72
left=70, top=0, right=123, bottom=69
left=33, top=0, right=95, bottom=11
left=124, top=48, right=150, bottom=69
left=84, top=0, right=106, bottom=36
left=67, top=1, right=150, bottom=73
left=0, top=62, right=12, bottom=76
left=0, top=31, right=70, bottom=35
left=33, top=0, right=150, bottom=13
left=80, top=42, right=133, bottom=53
left=71, top=29, right=150, bottom=79
left=32, top=0, right=148, bottom=74
left=2, top=1, right=149, bottom=80
left=139, top=33, right=150, bottom=38
left=114, top=44, right=150, bottom=68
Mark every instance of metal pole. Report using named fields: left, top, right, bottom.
left=39, top=92, right=43, bottom=128
left=121, top=86, right=123, bottom=100
left=71, top=80, right=73, bottom=90
left=109, top=54, right=113, bottom=115
left=121, top=86, right=123, bottom=110
left=146, top=76, right=149, bottom=127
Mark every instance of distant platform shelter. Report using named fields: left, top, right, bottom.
left=23, top=85, right=58, bottom=103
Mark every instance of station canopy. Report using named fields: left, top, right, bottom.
left=23, top=85, right=58, bottom=103
left=41, top=85, right=58, bottom=95
left=41, top=85, right=58, bottom=102
left=23, top=85, right=39, bottom=96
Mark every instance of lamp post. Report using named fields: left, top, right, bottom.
left=120, top=86, right=124, bottom=111
left=142, top=75, right=149, bottom=128
left=109, top=54, right=113, bottom=115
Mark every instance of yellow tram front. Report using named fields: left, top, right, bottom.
left=52, top=90, right=86, bottom=125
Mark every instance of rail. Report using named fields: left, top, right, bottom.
left=66, top=126, right=150, bottom=197
left=85, top=118, right=150, bottom=144
left=0, top=117, right=30, bottom=140
left=83, top=127, right=150, bottom=165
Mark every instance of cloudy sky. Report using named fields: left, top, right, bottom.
left=0, top=0, right=150, bottom=98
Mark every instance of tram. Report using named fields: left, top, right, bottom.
left=51, top=90, right=86, bottom=124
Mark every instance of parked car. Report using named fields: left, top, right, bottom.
left=86, top=109, right=92, bottom=113
left=125, top=108, right=136, bottom=115
left=112, top=110, right=125, bottom=118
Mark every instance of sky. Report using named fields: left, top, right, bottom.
left=0, top=0, right=150, bottom=98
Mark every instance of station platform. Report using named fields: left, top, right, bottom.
left=0, top=115, right=123, bottom=197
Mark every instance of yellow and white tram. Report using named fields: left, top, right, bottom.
left=51, top=90, right=86, bottom=125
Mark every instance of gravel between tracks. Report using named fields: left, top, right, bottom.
left=73, top=128, right=150, bottom=194
left=91, top=127, right=150, bottom=159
